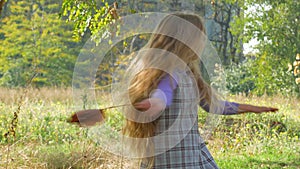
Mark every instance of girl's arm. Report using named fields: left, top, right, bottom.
left=199, top=100, right=278, bottom=115
left=134, top=74, right=177, bottom=116
left=237, top=104, right=278, bottom=114
left=218, top=102, right=279, bottom=114
left=199, top=100, right=239, bottom=115
left=134, top=74, right=278, bottom=116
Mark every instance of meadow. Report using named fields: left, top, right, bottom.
left=0, top=87, right=299, bottom=169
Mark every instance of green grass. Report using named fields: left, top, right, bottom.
left=207, top=95, right=300, bottom=169
left=0, top=88, right=299, bottom=168
left=216, top=145, right=300, bottom=169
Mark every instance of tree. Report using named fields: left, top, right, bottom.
left=0, top=0, right=81, bottom=87
left=227, top=0, right=300, bottom=95
left=209, top=0, right=244, bottom=64
left=247, top=0, right=299, bottom=95
left=234, top=0, right=298, bottom=59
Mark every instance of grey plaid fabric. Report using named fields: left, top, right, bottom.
left=141, top=70, right=219, bottom=169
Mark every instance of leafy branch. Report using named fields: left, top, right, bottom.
left=60, top=0, right=119, bottom=43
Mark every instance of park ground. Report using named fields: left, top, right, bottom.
left=0, top=88, right=299, bottom=169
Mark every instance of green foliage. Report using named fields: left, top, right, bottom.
left=239, top=0, right=300, bottom=61
left=0, top=1, right=80, bottom=87
left=0, top=0, right=298, bottom=93
left=225, top=60, right=256, bottom=95
left=225, top=0, right=300, bottom=95
left=60, top=0, right=120, bottom=43
left=250, top=53, right=297, bottom=96
left=225, top=56, right=297, bottom=96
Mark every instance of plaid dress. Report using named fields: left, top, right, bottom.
left=141, top=70, right=219, bottom=169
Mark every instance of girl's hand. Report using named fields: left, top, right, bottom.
left=238, top=104, right=278, bottom=114
left=251, top=106, right=278, bottom=113
left=134, top=98, right=166, bottom=117
left=134, top=99, right=152, bottom=110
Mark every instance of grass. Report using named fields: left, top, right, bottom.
left=0, top=88, right=299, bottom=168
left=208, top=95, right=300, bottom=169
left=216, top=142, right=300, bottom=169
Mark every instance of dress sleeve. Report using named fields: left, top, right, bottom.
left=152, top=74, right=240, bottom=114
left=151, top=74, right=178, bottom=107
left=199, top=100, right=239, bottom=115
left=222, top=101, right=240, bottom=115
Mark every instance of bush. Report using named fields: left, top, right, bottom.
left=225, top=60, right=256, bottom=96
left=225, top=56, right=298, bottom=96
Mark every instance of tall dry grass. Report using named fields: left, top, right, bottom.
left=0, top=87, right=137, bottom=169
left=0, top=87, right=299, bottom=168
left=0, top=87, right=73, bottom=104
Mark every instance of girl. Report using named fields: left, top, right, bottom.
left=122, top=13, right=278, bottom=169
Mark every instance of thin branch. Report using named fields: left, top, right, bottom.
left=0, top=0, right=6, bottom=16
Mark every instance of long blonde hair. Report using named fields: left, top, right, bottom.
left=122, top=13, right=213, bottom=167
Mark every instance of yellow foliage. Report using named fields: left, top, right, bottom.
left=287, top=63, right=293, bottom=72
left=296, top=78, right=300, bottom=85
left=296, top=53, right=300, bottom=61
left=294, top=66, right=300, bottom=76
left=293, top=61, right=300, bottom=67
left=292, top=54, right=300, bottom=85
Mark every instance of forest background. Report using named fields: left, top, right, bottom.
left=0, top=0, right=299, bottom=95
left=0, top=0, right=299, bottom=168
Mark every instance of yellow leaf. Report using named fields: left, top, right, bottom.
left=293, top=61, right=300, bottom=67
left=295, top=78, right=300, bottom=84
left=287, top=63, right=293, bottom=72
left=294, top=66, right=299, bottom=76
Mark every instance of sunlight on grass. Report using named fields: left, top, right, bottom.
left=0, top=88, right=299, bottom=168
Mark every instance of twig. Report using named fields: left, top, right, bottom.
left=100, top=103, right=131, bottom=111
left=4, top=72, right=38, bottom=169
